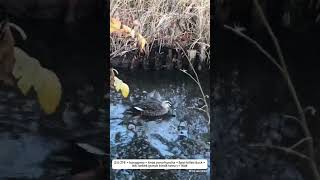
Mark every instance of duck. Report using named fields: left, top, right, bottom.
left=130, top=99, right=172, bottom=117
left=127, top=90, right=174, bottom=117
left=133, top=99, right=172, bottom=117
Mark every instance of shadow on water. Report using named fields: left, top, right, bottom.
left=110, top=71, right=210, bottom=179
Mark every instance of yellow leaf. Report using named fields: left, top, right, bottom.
left=120, top=82, right=129, bottom=98
left=13, top=48, right=41, bottom=95
left=13, top=47, right=62, bottom=114
left=35, top=68, right=62, bottom=114
left=110, top=18, right=122, bottom=33
left=13, top=47, right=41, bottom=79
left=114, top=76, right=122, bottom=91
left=114, top=76, right=129, bottom=98
left=137, top=34, right=147, bottom=53
left=110, top=17, right=147, bottom=53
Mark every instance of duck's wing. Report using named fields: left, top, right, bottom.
left=133, top=99, right=163, bottom=112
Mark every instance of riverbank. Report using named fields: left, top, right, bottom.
left=110, top=0, right=210, bottom=70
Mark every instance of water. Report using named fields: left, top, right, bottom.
left=0, top=133, right=62, bottom=179
left=110, top=71, right=210, bottom=179
left=0, top=20, right=106, bottom=179
left=212, top=66, right=306, bottom=180
left=0, top=88, right=68, bottom=179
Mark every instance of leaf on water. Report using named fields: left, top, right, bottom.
left=13, top=47, right=62, bottom=114
left=76, top=143, right=106, bottom=156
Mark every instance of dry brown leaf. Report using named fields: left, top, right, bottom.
left=110, top=17, right=147, bottom=54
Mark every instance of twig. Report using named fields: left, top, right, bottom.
left=180, top=69, right=198, bottom=84
left=8, top=22, right=27, bottom=40
left=187, top=106, right=207, bottom=113
left=176, top=43, right=210, bottom=124
left=282, top=114, right=304, bottom=127
left=249, top=143, right=311, bottom=161
left=253, top=0, right=320, bottom=179
left=224, top=25, right=284, bottom=73
left=290, top=137, right=312, bottom=150
left=225, top=0, right=320, bottom=179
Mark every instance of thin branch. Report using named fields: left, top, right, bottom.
left=282, top=114, right=304, bottom=127
left=187, top=106, right=207, bottom=113
left=8, top=22, right=27, bottom=40
left=252, top=0, right=319, bottom=179
left=290, top=137, right=313, bottom=150
left=224, top=0, right=320, bottom=179
left=224, top=25, right=284, bottom=73
left=176, top=42, right=210, bottom=124
left=249, top=143, right=311, bottom=161
left=180, top=69, right=198, bottom=85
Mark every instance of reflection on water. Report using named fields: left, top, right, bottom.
left=110, top=71, right=210, bottom=179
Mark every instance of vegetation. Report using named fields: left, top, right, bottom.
left=225, top=0, right=320, bottom=179
left=109, top=5, right=210, bottom=123
left=109, top=0, right=210, bottom=124
left=110, top=68, right=129, bottom=98
left=178, top=44, right=210, bottom=124
left=110, top=0, right=210, bottom=62
left=0, top=20, right=62, bottom=114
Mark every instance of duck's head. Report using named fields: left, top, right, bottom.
left=161, top=100, right=172, bottom=109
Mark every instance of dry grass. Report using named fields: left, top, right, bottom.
left=110, top=0, right=210, bottom=59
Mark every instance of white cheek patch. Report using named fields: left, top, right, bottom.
left=134, top=107, right=144, bottom=111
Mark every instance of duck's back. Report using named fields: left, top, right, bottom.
left=132, top=99, right=168, bottom=117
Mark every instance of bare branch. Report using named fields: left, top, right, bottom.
left=224, top=25, right=284, bottom=73
left=249, top=143, right=311, bottom=161
left=251, top=2, right=319, bottom=179
left=290, top=137, right=313, bottom=150
left=187, top=106, right=207, bottom=113
left=177, top=43, right=210, bottom=124
left=282, top=114, right=303, bottom=127
left=224, top=0, right=320, bottom=179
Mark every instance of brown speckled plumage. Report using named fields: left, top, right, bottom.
left=131, top=99, right=171, bottom=117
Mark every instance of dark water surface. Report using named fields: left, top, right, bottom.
left=212, top=26, right=320, bottom=180
left=110, top=71, right=210, bottom=179
left=0, top=20, right=106, bottom=179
